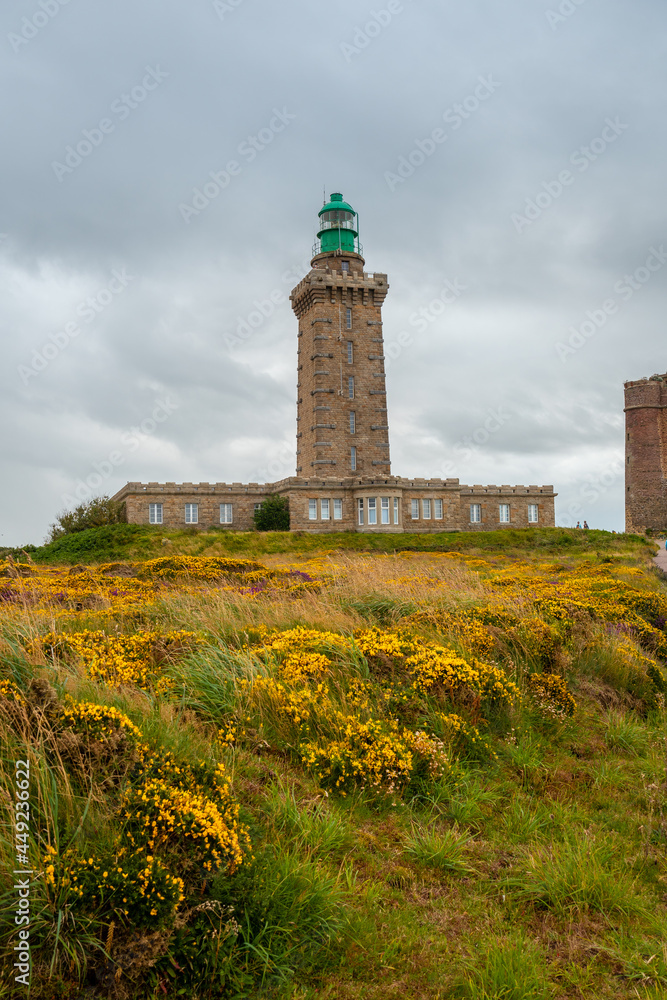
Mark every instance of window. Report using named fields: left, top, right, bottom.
left=394, top=497, right=399, bottom=524
left=185, top=503, right=198, bottom=524
left=411, top=499, right=419, bottom=520
left=333, top=498, right=343, bottom=520
left=309, top=499, right=317, bottom=520
left=349, top=411, right=356, bottom=434
left=358, top=498, right=364, bottom=525
left=381, top=497, right=390, bottom=524
left=348, top=376, right=354, bottom=399
left=499, top=504, right=510, bottom=523
left=347, top=341, right=354, bottom=364
left=321, top=498, right=330, bottom=519
left=149, top=503, right=163, bottom=525
left=254, top=503, right=262, bottom=512
left=422, top=499, right=431, bottom=519
left=470, top=504, right=481, bottom=524
left=220, top=503, right=233, bottom=524
left=350, top=446, right=357, bottom=471
left=368, top=498, right=377, bottom=525
left=528, top=504, right=539, bottom=523
left=434, top=498, right=443, bottom=519
left=346, top=308, right=352, bottom=329
left=341, top=261, right=349, bottom=272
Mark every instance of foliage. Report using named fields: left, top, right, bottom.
left=48, top=495, right=127, bottom=542
left=253, top=494, right=290, bottom=531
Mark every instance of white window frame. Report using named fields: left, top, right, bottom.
left=350, top=446, right=357, bottom=471
left=528, top=503, right=539, bottom=524
left=499, top=503, right=510, bottom=524
left=349, top=410, right=356, bottom=434
left=422, top=499, right=431, bottom=519
left=346, top=307, right=352, bottom=329
left=368, top=498, right=377, bottom=525
left=411, top=499, right=419, bottom=520
left=470, top=503, right=481, bottom=524
left=220, top=503, right=233, bottom=524
left=308, top=499, right=317, bottom=520
left=333, top=498, right=343, bottom=520
left=320, top=498, right=330, bottom=520
left=434, top=498, right=443, bottom=520
left=357, top=498, right=364, bottom=525
left=185, top=503, right=198, bottom=524
left=347, top=341, right=353, bottom=364
left=348, top=376, right=354, bottom=399
left=381, top=497, right=390, bottom=524
left=149, top=502, right=163, bottom=525
left=393, top=497, right=399, bottom=524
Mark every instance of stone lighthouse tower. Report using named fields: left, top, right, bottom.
left=290, top=193, right=391, bottom=476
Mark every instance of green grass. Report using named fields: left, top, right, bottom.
left=452, top=933, right=550, bottom=999
left=3, top=522, right=654, bottom=565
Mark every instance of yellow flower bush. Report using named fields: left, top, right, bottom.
left=300, top=714, right=449, bottom=796
left=250, top=675, right=331, bottom=726
left=405, top=643, right=520, bottom=708
left=138, top=555, right=265, bottom=580
left=43, top=847, right=185, bottom=927
left=279, top=651, right=331, bottom=685
left=37, top=628, right=200, bottom=691
left=257, top=625, right=349, bottom=657
left=59, top=699, right=144, bottom=744
left=121, top=777, right=248, bottom=874
left=527, top=673, right=577, bottom=718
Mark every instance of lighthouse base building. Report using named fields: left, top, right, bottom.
left=113, top=194, right=557, bottom=533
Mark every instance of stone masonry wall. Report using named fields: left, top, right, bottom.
left=625, top=373, right=667, bottom=532
left=115, top=478, right=556, bottom=533
left=121, top=482, right=270, bottom=531
left=291, top=253, right=390, bottom=478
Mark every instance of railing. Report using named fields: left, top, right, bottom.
left=311, top=238, right=364, bottom=258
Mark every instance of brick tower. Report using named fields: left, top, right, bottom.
left=290, top=193, right=391, bottom=476
left=624, top=372, right=667, bottom=533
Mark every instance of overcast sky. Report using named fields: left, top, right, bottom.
left=1, top=0, right=665, bottom=545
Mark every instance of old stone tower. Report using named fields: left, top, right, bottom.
left=291, top=193, right=390, bottom=476
left=113, top=191, right=557, bottom=532
left=624, top=371, right=667, bottom=533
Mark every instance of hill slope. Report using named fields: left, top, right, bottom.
left=1, top=529, right=666, bottom=998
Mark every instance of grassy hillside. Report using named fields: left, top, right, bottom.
left=3, top=522, right=654, bottom=565
left=1, top=529, right=666, bottom=998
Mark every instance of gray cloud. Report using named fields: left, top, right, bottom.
left=1, top=0, right=665, bottom=543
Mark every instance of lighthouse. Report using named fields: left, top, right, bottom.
left=290, top=192, right=391, bottom=476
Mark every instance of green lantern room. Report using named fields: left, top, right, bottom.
left=313, top=192, right=363, bottom=258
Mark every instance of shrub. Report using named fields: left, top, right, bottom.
left=253, top=495, right=290, bottom=531
left=44, top=847, right=185, bottom=929
left=48, top=496, right=126, bottom=542
left=527, top=671, right=576, bottom=718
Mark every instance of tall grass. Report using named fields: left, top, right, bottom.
left=452, top=934, right=550, bottom=1000
left=506, top=834, right=651, bottom=921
